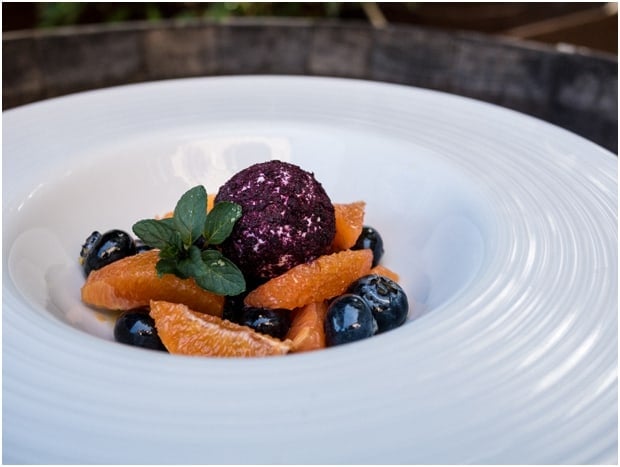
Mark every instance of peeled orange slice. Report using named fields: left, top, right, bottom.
left=331, top=201, right=366, bottom=251
left=244, top=249, right=373, bottom=310
left=150, top=300, right=292, bottom=357
left=81, top=250, right=224, bottom=317
left=286, top=301, right=329, bottom=352
left=369, top=264, right=400, bottom=283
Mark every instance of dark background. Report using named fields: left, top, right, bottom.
left=3, top=2, right=618, bottom=55
left=4, top=2, right=617, bottom=152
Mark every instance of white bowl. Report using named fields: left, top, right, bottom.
left=3, top=76, right=617, bottom=464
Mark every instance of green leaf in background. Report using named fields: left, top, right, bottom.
left=204, top=201, right=242, bottom=245
left=173, top=185, right=208, bottom=246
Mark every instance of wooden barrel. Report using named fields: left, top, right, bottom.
left=3, top=18, right=617, bottom=152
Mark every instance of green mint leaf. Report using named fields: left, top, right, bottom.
left=196, top=249, right=246, bottom=296
left=132, top=219, right=178, bottom=250
left=158, top=217, right=177, bottom=228
left=203, top=201, right=242, bottom=245
left=155, top=257, right=179, bottom=277
left=175, top=245, right=207, bottom=279
left=173, top=185, right=207, bottom=246
left=159, top=241, right=181, bottom=260
left=132, top=187, right=245, bottom=297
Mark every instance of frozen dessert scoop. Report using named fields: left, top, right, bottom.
left=215, top=160, right=336, bottom=280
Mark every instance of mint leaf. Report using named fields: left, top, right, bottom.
left=173, top=185, right=207, bottom=246
left=155, top=257, right=179, bottom=277
left=133, top=219, right=178, bottom=250
left=132, top=186, right=245, bottom=296
left=197, top=250, right=246, bottom=296
left=175, top=245, right=207, bottom=279
left=204, top=201, right=242, bottom=245
left=158, top=217, right=177, bottom=228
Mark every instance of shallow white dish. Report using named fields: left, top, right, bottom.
left=3, top=76, right=617, bottom=464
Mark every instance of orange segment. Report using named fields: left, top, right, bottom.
left=332, top=201, right=366, bottom=251
left=150, top=300, right=292, bottom=357
left=81, top=250, right=224, bottom=316
left=369, top=264, right=400, bottom=283
left=244, top=249, right=373, bottom=310
left=207, top=193, right=215, bottom=212
left=287, top=301, right=329, bottom=352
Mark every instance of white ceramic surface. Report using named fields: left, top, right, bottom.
left=3, top=76, right=617, bottom=464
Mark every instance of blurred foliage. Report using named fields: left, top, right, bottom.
left=34, top=2, right=365, bottom=27
left=4, top=2, right=613, bottom=56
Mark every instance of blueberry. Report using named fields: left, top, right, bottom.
left=134, top=239, right=153, bottom=253
left=348, top=275, right=408, bottom=333
left=324, top=294, right=377, bottom=346
left=353, top=226, right=384, bottom=267
left=81, top=229, right=137, bottom=276
left=238, top=307, right=291, bottom=339
left=79, top=231, right=102, bottom=266
left=222, top=293, right=248, bottom=324
left=222, top=277, right=267, bottom=324
left=114, top=311, right=166, bottom=351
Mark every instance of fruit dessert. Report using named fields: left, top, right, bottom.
left=79, top=160, right=409, bottom=357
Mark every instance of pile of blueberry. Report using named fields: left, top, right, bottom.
left=325, top=226, right=407, bottom=346
left=79, top=226, right=408, bottom=352
left=325, top=273, right=408, bottom=346
left=79, top=229, right=165, bottom=350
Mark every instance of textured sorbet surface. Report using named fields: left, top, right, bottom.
left=215, top=160, right=336, bottom=280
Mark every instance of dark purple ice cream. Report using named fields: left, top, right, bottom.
left=215, top=160, right=336, bottom=280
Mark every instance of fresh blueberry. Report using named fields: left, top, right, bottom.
left=239, top=307, right=291, bottom=339
left=114, top=311, right=166, bottom=351
left=221, top=276, right=267, bottom=324
left=348, top=275, right=408, bottom=333
left=353, top=226, right=384, bottom=267
left=222, top=292, right=248, bottom=324
left=79, top=231, right=102, bottom=267
left=81, top=229, right=137, bottom=276
left=134, top=239, right=153, bottom=253
left=324, top=294, right=377, bottom=346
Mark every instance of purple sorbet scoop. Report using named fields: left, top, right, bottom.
left=215, top=160, right=336, bottom=281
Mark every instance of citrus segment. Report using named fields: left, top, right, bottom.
left=207, top=193, right=216, bottom=212
left=150, top=300, right=292, bottom=357
left=287, top=301, right=329, bottom=352
left=244, top=249, right=373, bottom=310
left=81, top=250, right=224, bottom=316
left=331, top=201, right=366, bottom=251
left=369, top=265, right=400, bottom=283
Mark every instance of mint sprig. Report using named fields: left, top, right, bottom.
left=132, top=186, right=245, bottom=296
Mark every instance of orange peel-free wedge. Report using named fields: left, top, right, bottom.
left=286, top=301, right=329, bottom=353
left=150, top=300, right=292, bottom=357
left=369, top=264, right=400, bottom=283
left=331, top=201, right=366, bottom=251
left=244, top=249, right=373, bottom=310
left=81, top=250, right=224, bottom=317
